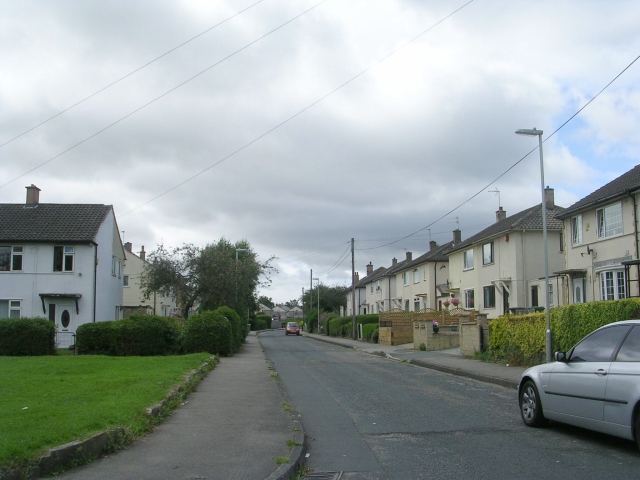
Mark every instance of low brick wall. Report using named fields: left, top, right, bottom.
left=413, top=322, right=459, bottom=351
left=379, top=325, right=413, bottom=346
left=459, top=315, right=489, bottom=356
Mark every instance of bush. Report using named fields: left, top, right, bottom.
left=77, top=315, right=181, bottom=356
left=489, top=298, right=640, bottom=366
left=251, top=313, right=272, bottom=331
left=215, top=306, right=245, bottom=352
left=183, top=311, right=233, bottom=356
left=0, top=318, right=55, bottom=356
left=327, top=315, right=379, bottom=338
left=362, top=323, right=379, bottom=342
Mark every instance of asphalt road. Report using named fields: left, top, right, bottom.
left=259, top=331, right=640, bottom=480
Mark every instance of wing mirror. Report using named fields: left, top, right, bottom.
left=555, top=351, right=567, bottom=362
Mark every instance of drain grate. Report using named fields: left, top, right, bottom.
left=303, top=473, right=343, bottom=480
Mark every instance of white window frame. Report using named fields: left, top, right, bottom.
left=0, top=246, right=23, bottom=272
left=403, top=272, right=410, bottom=286
left=53, top=246, right=74, bottom=272
left=123, top=275, right=130, bottom=287
left=370, top=283, right=373, bottom=293
left=463, top=249, right=474, bottom=270
left=548, top=283, right=554, bottom=307
left=483, top=285, right=496, bottom=308
left=404, top=299, right=409, bottom=311
left=413, top=269, right=420, bottom=284
left=600, top=270, right=626, bottom=300
left=482, top=242, right=494, bottom=265
left=571, top=215, right=582, bottom=246
left=414, top=299, right=420, bottom=311
left=597, top=202, right=623, bottom=239
left=112, top=256, right=117, bottom=276
left=464, top=289, right=474, bottom=309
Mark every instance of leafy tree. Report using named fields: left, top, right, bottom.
left=284, top=299, right=299, bottom=308
left=258, top=296, right=275, bottom=308
left=140, top=239, right=275, bottom=318
left=301, top=283, right=349, bottom=315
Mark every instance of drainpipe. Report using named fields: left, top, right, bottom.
left=388, top=277, right=391, bottom=310
left=434, top=262, right=438, bottom=309
left=630, top=191, right=639, bottom=297
left=93, top=244, right=98, bottom=322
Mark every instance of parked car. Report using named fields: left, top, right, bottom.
left=285, top=322, right=300, bottom=336
left=518, top=320, right=640, bottom=449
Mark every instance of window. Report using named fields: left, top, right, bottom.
left=370, top=283, right=373, bottom=293
left=123, top=275, right=130, bottom=287
left=571, top=215, right=582, bottom=246
left=482, top=242, right=494, bottom=265
left=53, top=246, right=74, bottom=272
left=0, top=246, right=23, bottom=272
left=403, top=272, right=410, bottom=286
left=423, top=267, right=427, bottom=281
left=597, top=202, right=623, bottom=238
left=117, top=259, right=122, bottom=278
left=414, top=299, right=420, bottom=311
left=0, top=300, right=21, bottom=318
left=404, top=299, right=409, bottom=311
left=463, top=249, right=474, bottom=270
left=376, top=280, right=380, bottom=291
left=616, top=326, right=640, bottom=362
left=483, top=285, right=496, bottom=308
left=464, top=289, right=474, bottom=309
left=112, top=256, right=117, bottom=276
left=569, top=325, right=631, bottom=362
left=531, top=285, right=539, bottom=307
left=559, top=232, right=564, bottom=252
left=549, top=283, right=554, bottom=307
left=600, top=270, right=626, bottom=300
left=413, top=269, right=420, bottom=284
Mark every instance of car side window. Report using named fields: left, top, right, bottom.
left=615, top=326, right=640, bottom=362
left=569, top=325, right=631, bottom=362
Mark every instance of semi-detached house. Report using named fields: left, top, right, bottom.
left=0, top=185, right=125, bottom=347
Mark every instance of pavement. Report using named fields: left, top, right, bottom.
left=18, top=331, right=525, bottom=480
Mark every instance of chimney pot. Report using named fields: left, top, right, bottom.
left=496, top=206, right=507, bottom=223
left=25, top=184, right=41, bottom=205
left=430, top=240, right=437, bottom=251
left=453, top=229, right=462, bottom=245
left=406, top=251, right=412, bottom=262
left=354, top=272, right=360, bottom=283
left=544, top=187, right=554, bottom=209
left=124, top=242, right=132, bottom=252
left=366, top=262, right=373, bottom=276
left=392, top=257, right=397, bottom=266
left=140, top=246, right=146, bottom=261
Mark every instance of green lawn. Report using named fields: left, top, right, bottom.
left=0, top=353, right=212, bottom=471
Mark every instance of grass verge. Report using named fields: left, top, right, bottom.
left=0, top=353, right=212, bottom=473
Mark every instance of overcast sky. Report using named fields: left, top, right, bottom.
left=2, top=0, right=640, bottom=304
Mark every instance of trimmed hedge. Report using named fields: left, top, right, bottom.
left=362, top=323, right=379, bottom=342
left=215, top=306, right=245, bottom=353
left=327, top=314, right=379, bottom=338
left=183, top=311, right=233, bottom=356
left=0, top=318, right=56, bottom=356
left=251, top=314, right=271, bottom=331
left=77, top=315, right=180, bottom=356
left=489, top=298, right=640, bottom=366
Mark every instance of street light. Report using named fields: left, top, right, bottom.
left=313, top=277, right=320, bottom=334
left=516, top=128, right=552, bottom=363
left=235, top=248, right=249, bottom=303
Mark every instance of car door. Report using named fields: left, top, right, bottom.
left=545, top=325, right=631, bottom=421
left=604, top=325, right=640, bottom=428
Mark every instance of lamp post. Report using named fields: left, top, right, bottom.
left=516, top=128, right=552, bottom=363
left=313, top=277, right=320, bottom=334
left=235, top=248, right=248, bottom=304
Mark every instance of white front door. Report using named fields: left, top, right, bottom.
left=56, top=302, right=76, bottom=348
left=573, top=278, right=584, bottom=304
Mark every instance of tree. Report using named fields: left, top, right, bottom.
left=140, top=238, right=275, bottom=318
left=301, top=283, right=348, bottom=315
left=258, top=296, right=275, bottom=308
left=284, top=299, right=299, bottom=308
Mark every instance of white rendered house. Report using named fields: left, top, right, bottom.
left=0, top=185, right=125, bottom=346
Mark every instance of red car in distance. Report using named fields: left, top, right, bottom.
left=285, top=322, right=301, bottom=336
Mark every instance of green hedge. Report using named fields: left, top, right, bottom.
left=215, top=306, right=245, bottom=353
left=77, top=315, right=181, bottom=356
left=327, top=315, right=379, bottom=338
left=183, top=311, right=233, bottom=356
left=251, top=313, right=271, bottom=331
left=0, top=318, right=56, bottom=356
left=362, top=323, right=378, bottom=342
left=489, top=298, right=640, bottom=366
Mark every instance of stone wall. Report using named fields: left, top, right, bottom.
left=459, top=314, right=489, bottom=356
left=413, top=322, right=459, bottom=350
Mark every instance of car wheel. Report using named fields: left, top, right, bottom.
left=635, top=413, right=640, bottom=451
left=520, top=380, right=546, bottom=427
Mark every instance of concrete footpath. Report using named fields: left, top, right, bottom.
left=302, top=332, right=526, bottom=390
left=54, top=333, right=302, bottom=480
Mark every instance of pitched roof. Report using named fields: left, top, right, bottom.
left=0, top=203, right=112, bottom=243
left=448, top=204, right=565, bottom=254
left=402, top=241, right=455, bottom=270
left=359, top=266, right=388, bottom=285
left=557, top=164, right=640, bottom=218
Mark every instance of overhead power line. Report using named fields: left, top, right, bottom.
left=357, top=54, right=640, bottom=251
left=0, top=0, right=268, bottom=149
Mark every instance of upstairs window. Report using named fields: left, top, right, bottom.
left=123, top=275, right=130, bottom=287
left=53, top=246, right=74, bottom=272
left=463, top=249, right=474, bottom=270
left=482, top=242, right=494, bottom=265
left=403, top=272, right=410, bottom=286
left=597, top=202, right=623, bottom=238
left=0, top=246, right=23, bottom=272
left=571, top=215, right=582, bottom=245
left=413, top=269, right=420, bottom=284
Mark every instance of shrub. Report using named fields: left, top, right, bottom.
left=0, top=318, right=55, bottom=356
left=327, top=315, right=379, bottom=338
left=252, top=313, right=272, bottom=331
left=489, top=298, right=640, bottom=366
left=183, top=311, right=233, bottom=356
left=371, top=328, right=379, bottom=343
left=362, top=323, right=379, bottom=342
left=77, top=315, right=181, bottom=356
left=215, top=306, right=245, bottom=352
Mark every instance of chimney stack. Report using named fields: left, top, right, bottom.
left=430, top=240, right=437, bottom=251
left=496, top=206, right=507, bottom=223
left=366, top=262, right=373, bottom=276
left=140, top=246, right=146, bottom=261
left=124, top=242, right=132, bottom=252
left=354, top=272, right=360, bottom=283
left=453, top=229, right=462, bottom=245
left=26, top=184, right=40, bottom=205
left=406, top=251, right=412, bottom=262
left=544, top=187, right=554, bottom=209
left=392, top=257, right=397, bottom=266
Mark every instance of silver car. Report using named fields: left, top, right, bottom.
left=519, top=320, right=640, bottom=449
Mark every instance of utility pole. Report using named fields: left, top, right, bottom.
left=351, top=238, right=357, bottom=340
left=310, top=269, right=313, bottom=333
